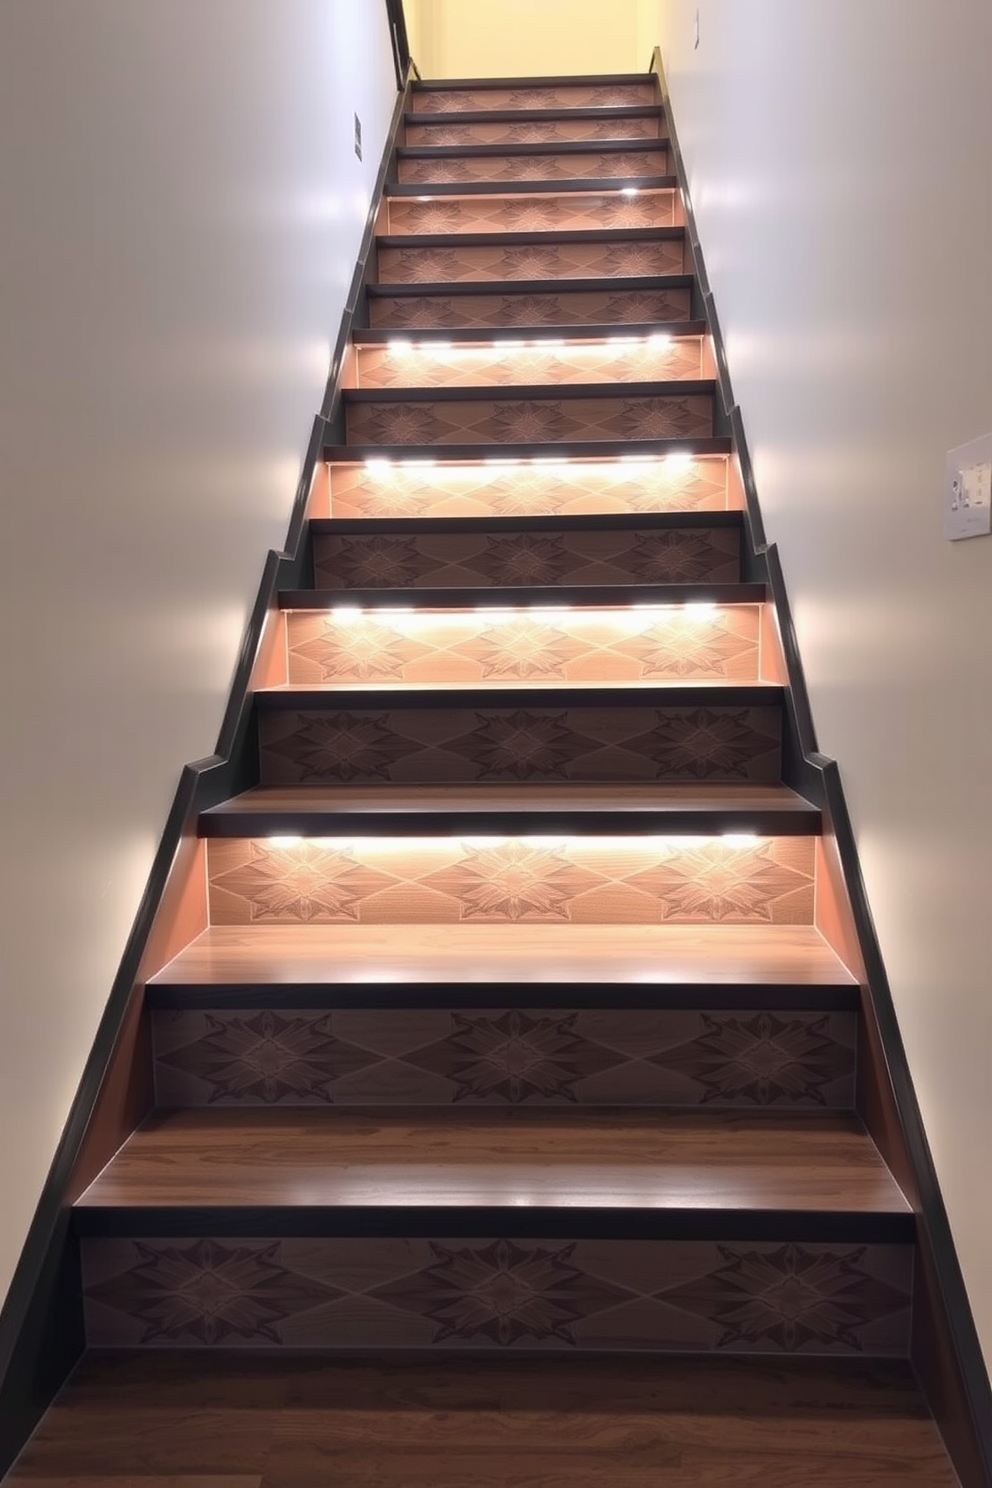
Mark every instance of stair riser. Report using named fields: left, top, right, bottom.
left=355, top=338, right=704, bottom=390
left=369, top=287, right=692, bottom=331
left=386, top=190, right=678, bottom=235
left=377, top=238, right=685, bottom=283
left=151, top=1007, right=856, bottom=1110
left=313, top=526, right=740, bottom=588
left=257, top=703, right=782, bottom=787
left=404, top=118, right=666, bottom=146
left=412, top=83, right=659, bottom=112
left=397, top=148, right=670, bottom=186
left=283, top=607, right=761, bottom=687
left=80, top=1235, right=912, bottom=1355
left=344, top=392, right=712, bottom=447
left=327, top=456, right=731, bottom=520
left=205, top=836, right=813, bottom=928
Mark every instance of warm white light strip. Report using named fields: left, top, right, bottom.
left=381, top=332, right=683, bottom=358
left=262, top=833, right=769, bottom=850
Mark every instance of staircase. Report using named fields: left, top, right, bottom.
left=6, top=71, right=966, bottom=1487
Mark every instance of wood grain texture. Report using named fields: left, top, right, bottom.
left=151, top=924, right=855, bottom=989
left=75, top=1108, right=909, bottom=1214
left=7, top=1354, right=958, bottom=1486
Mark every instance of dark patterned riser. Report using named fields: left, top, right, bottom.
left=151, top=1007, right=856, bottom=1110
left=397, top=148, right=670, bottom=186
left=81, top=1235, right=913, bottom=1356
left=313, top=526, right=741, bottom=589
left=386, top=191, right=677, bottom=235
left=368, top=286, right=692, bottom=330
left=376, top=237, right=685, bottom=284
left=257, top=703, right=783, bottom=786
left=343, top=392, right=713, bottom=447
left=411, top=83, right=659, bottom=112
left=404, top=118, right=666, bottom=146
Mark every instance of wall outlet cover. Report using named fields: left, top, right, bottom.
left=945, top=433, right=992, bottom=541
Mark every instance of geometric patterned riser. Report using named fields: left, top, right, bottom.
left=411, top=84, right=659, bottom=111
left=284, top=608, right=760, bottom=687
left=397, top=149, right=670, bottom=186
left=343, top=392, right=713, bottom=446
left=327, top=457, right=730, bottom=520
left=355, top=339, right=703, bottom=391
left=368, top=287, right=692, bottom=330
left=312, top=527, right=740, bottom=588
left=151, top=1006, right=857, bottom=1109
left=80, top=1235, right=913, bottom=1355
left=386, top=190, right=677, bottom=235
left=376, top=238, right=684, bottom=284
left=204, top=836, right=816, bottom=927
left=257, top=704, right=783, bottom=785
left=404, top=118, right=666, bottom=145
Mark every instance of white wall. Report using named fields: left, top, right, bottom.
left=650, top=0, right=992, bottom=1363
left=405, top=0, right=644, bottom=78
left=0, top=0, right=397, bottom=1305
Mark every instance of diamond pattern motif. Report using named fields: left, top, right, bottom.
left=405, top=118, right=663, bottom=146
left=82, top=1237, right=912, bottom=1353
left=315, top=525, right=739, bottom=587
left=398, top=148, right=669, bottom=185
left=345, top=391, right=712, bottom=446
left=387, top=191, right=677, bottom=235
left=152, top=1007, right=856, bottom=1109
left=378, top=238, right=683, bottom=283
left=328, top=456, right=730, bottom=519
left=206, top=836, right=814, bottom=927
left=259, top=703, right=781, bottom=785
left=285, top=607, right=760, bottom=686
left=355, top=339, right=703, bottom=391
left=370, top=287, right=692, bottom=330
left=411, top=84, right=658, bottom=112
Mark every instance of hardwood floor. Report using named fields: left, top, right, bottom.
left=6, top=1354, right=958, bottom=1487
left=76, top=1107, right=909, bottom=1214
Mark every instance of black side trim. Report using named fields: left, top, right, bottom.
left=0, top=65, right=413, bottom=1485
left=649, top=43, right=992, bottom=1487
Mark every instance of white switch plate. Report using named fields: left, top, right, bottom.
left=945, top=433, right=992, bottom=541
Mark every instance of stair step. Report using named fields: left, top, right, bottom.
left=200, top=783, right=818, bottom=838
left=326, top=452, right=731, bottom=519
left=367, top=274, right=693, bottom=331
left=376, top=228, right=686, bottom=283
left=404, top=106, right=667, bottom=146
left=354, top=328, right=705, bottom=389
left=410, top=79, right=660, bottom=112
left=11, top=1354, right=957, bottom=1480
left=386, top=187, right=678, bottom=234
left=342, top=382, right=714, bottom=447
left=74, top=1107, right=909, bottom=1225
left=254, top=685, right=783, bottom=785
left=150, top=1000, right=854, bottom=1111
left=279, top=601, right=765, bottom=688
left=148, top=924, right=855, bottom=1003
left=397, top=142, right=670, bottom=186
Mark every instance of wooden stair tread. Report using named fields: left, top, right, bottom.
left=151, top=924, right=854, bottom=990
left=9, top=1354, right=957, bottom=1488
left=74, top=1107, right=908, bottom=1215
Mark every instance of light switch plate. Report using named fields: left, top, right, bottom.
left=946, top=433, right=992, bottom=540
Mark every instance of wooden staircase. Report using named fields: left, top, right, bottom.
left=4, top=70, right=973, bottom=1487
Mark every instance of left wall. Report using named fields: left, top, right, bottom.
left=0, top=0, right=397, bottom=1306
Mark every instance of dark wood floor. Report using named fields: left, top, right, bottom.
left=6, top=1352, right=959, bottom=1486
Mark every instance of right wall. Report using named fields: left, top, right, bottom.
left=650, top=0, right=992, bottom=1365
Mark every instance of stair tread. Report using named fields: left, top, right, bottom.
left=386, top=178, right=679, bottom=197
left=204, top=782, right=816, bottom=816
left=75, top=1106, right=907, bottom=1214
left=352, top=322, right=708, bottom=344
left=342, top=379, right=713, bottom=401
left=9, top=1354, right=957, bottom=1487
left=367, top=273, right=692, bottom=294
left=280, top=586, right=762, bottom=609
left=151, top=924, right=854, bottom=989
left=324, top=440, right=732, bottom=462
left=309, top=512, right=742, bottom=534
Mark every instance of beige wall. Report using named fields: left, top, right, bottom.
left=0, top=0, right=397, bottom=1305
left=651, top=0, right=992, bottom=1363
left=406, top=0, right=644, bottom=78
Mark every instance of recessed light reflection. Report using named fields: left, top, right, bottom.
left=269, top=836, right=302, bottom=848
left=621, top=187, right=640, bottom=197
left=722, top=834, right=760, bottom=848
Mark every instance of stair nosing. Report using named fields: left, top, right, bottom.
left=322, top=438, right=733, bottom=462
left=376, top=226, right=685, bottom=248
left=385, top=176, right=678, bottom=198
left=404, top=105, right=665, bottom=125
left=351, top=322, right=708, bottom=346
left=277, top=581, right=764, bottom=609
left=254, top=682, right=784, bottom=709
left=342, top=379, right=714, bottom=406
left=411, top=73, right=660, bottom=89
left=397, top=139, right=668, bottom=160
left=309, top=512, right=743, bottom=535
left=366, top=272, right=694, bottom=297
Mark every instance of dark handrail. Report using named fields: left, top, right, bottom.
left=385, top=0, right=413, bottom=89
